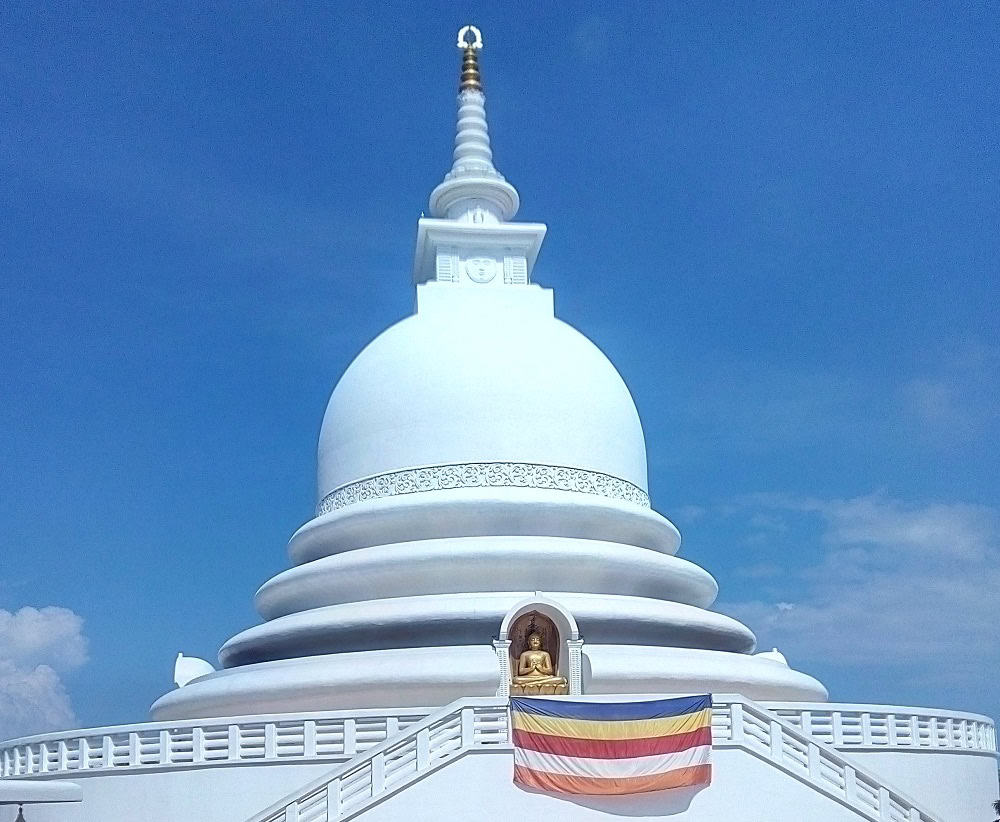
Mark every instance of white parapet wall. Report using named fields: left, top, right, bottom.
left=1, top=698, right=994, bottom=822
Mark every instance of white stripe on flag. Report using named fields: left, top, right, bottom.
left=513, top=744, right=711, bottom=779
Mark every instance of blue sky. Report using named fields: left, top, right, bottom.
left=1, top=2, right=997, bottom=737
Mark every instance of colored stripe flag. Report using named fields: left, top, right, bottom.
left=510, top=695, right=712, bottom=795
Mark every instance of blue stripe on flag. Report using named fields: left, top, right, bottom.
left=510, top=694, right=711, bottom=721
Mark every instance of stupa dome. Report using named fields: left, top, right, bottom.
left=317, top=286, right=648, bottom=504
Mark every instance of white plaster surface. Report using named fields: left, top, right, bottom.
left=316, top=285, right=648, bottom=498
left=151, top=644, right=827, bottom=720
left=220, top=591, right=756, bottom=666
left=6, top=743, right=994, bottom=822
left=254, top=537, right=719, bottom=618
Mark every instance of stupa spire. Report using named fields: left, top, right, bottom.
left=428, top=26, right=520, bottom=223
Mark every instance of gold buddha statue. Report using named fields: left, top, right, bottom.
left=511, top=632, right=568, bottom=695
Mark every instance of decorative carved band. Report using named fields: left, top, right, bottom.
left=317, top=462, right=650, bottom=515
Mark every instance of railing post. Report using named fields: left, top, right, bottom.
left=908, top=808, right=922, bottom=821
left=40, top=742, right=49, bottom=773
left=416, top=728, right=430, bottom=769
left=806, top=742, right=821, bottom=780
left=729, top=703, right=744, bottom=743
left=878, top=786, right=891, bottom=820
left=861, top=712, right=872, bottom=745
left=79, top=738, right=89, bottom=770
left=193, top=726, right=205, bottom=764
left=159, top=729, right=170, bottom=765
left=265, top=723, right=277, bottom=759
left=832, top=711, right=844, bottom=746
left=129, top=732, right=140, bottom=768
left=928, top=717, right=938, bottom=747
left=800, top=710, right=812, bottom=737
left=343, top=719, right=356, bottom=756
left=386, top=715, right=400, bottom=737
left=284, top=804, right=299, bottom=822
left=844, top=764, right=857, bottom=803
left=304, top=720, right=317, bottom=758
left=769, top=720, right=783, bottom=762
left=228, top=724, right=240, bottom=761
left=58, top=740, right=68, bottom=772
left=910, top=715, right=920, bottom=747
left=461, top=707, right=475, bottom=747
left=371, top=752, right=385, bottom=795
left=887, top=714, right=897, bottom=746
left=327, top=779, right=341, bottom=820
left=102, top=735, right=114, bottom=768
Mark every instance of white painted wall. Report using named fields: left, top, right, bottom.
left=842, top=749, right=999, bottom=821
left=3, top=742, right=994, bottom=821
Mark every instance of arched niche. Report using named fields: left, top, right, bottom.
left=494, top=595, right=584, bottom=697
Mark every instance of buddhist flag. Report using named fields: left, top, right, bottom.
left=510, top=695, right=712, bottom=795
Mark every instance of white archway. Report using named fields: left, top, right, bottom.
left=494, top=593, right=584, bottom=697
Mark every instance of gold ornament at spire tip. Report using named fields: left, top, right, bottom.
left=456, top=25, right=483, bottom=92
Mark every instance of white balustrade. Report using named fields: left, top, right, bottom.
left=761, top=702, right=996, bottom=753
left=247, top=699, right=509, bottom=822
left=1, top=695, right=991, bottom=822
left=0, top=708, right=431, bottom=778
left=712, top=697, right=944, bottom=822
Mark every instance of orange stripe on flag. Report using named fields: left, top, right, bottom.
left=513, top=763, right=712, bottom=795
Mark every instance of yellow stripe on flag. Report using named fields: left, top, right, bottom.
left=511, top=707, right=712, bottom=741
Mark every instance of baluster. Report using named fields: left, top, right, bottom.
left=910, top=715, right=920, bottom=747
left=193, top=726, right=205, bottom=764
left=928, top=717, right=938, bottom=747
left=344, top=719, right=357, bottom=756
left=729, top=703, right=744, bottom=744
left=129, top=732, right=140, bottom=767
left=844, top=765, right=857, bottom=803
left=800, top=710, right=812, bottom=738
left=40, top=742, right=49, bottom=773
left=160, top=729, right=170, bottom=765
left=861, top=712, right=872, bottom=745
left=887, top=714, right=897, bottom=746
left=58, top=740, right=69, bottom=772
left=461, top=708, right=475, bottom=747
left=79, top=738, right=89, bottom=770
left=877, top=786, right=891, bottom=820
left=806, top=743, right=820, bottom=780
left=371, top=752, right=385, bottom=795
left=102, top=735, right=114, bottom=768
left=769, top=720, right=783, bottom=762
left=832, top=711, right=844, bottom=745
left=228, top=724, right=240, bottom=761
left=265, top=723, right=277, bottom=759
left=304, top=720, right=316, bottom=758
left=2, top=747, right=10, bottom=777
left=327, top=779, right=341, bottom=820
left=416, top=728, right=430, bottom=768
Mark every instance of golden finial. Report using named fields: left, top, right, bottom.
left=457, top=25, right=483, bottom=92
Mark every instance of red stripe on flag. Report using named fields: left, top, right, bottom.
left=513, top=763, right=712, bottom=795
left=512, top=726, right=712, bottom=759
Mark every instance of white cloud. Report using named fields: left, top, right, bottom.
left=899, top=340, right=1000, bottom=441
left=0, top=606, right=88, bottom=740
left=720, top=494, right=1000, bottom=684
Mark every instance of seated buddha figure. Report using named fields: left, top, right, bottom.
left=512, top=632, right=568, bottom=695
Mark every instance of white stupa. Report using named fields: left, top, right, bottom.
left=1, top=26, right=995, bottom=822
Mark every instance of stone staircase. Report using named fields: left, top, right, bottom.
left=245, top=695, right=946, bottom=822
